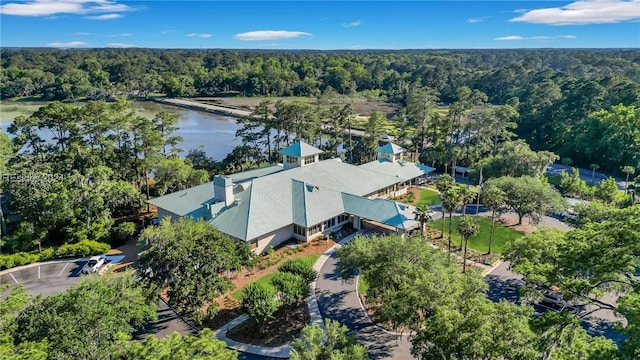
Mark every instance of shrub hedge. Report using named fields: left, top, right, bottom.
left=0, top=240, right=111, bottom=271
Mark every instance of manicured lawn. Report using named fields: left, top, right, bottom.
left=230, top=254, right=320, bottom=300
left=429, top=216, right=523, bottom=254
left=415, top=188, right=441, bottom=207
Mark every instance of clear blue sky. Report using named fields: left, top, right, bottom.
left=1, top=1, right=639, bottom=49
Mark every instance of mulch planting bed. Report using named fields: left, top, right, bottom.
left=226, top=304, right=310, bottom=347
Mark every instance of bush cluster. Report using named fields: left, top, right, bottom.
left=0, top=240, right=110, bottom=270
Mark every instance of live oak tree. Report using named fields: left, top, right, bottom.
left=138, top=218, right=255, bottom=323
left=290, top=320, right=368, bottom=360
left=472, top=140, right=559, bottom=181
left=336, top=235, right=546, bottom=359
left=336, top=235, right=488, bottom=332
left=0, top=285, right=47, bottom=360
left=484, top=176, right=566, bottom=225
left=13, top=272, right=157, bottom=360
left=411, top=298, right=538, bottom=360
left=504, top=210, right=640, bottom=357
left=153, top=156, right=210, bottom=196
left=114, top=328, right=237, bottom=360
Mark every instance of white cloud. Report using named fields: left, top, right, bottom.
left=0, top=0, right=132, bottom=17
left=187, top=33, right=212, bottom=38
left=75, top=32, right=92, bottom=36
left=106, top=42, right=134, bottom=48
left=45, top=41, right=88, bottom=48
left=494, top=35, right=525, bottom=41
left=234, top=30, right=312, bottom=41
left=495, top=35, right=578, bottom=41
left=107, top=33, right=131, bottom=37
left=510, top=0, right=640, bottom=25
left=85, top=13, right=121, bottom=20
left=342, top=20, right=362, bottom=27
left=160, top=30, right=175, bottom=35
left=466, top=16, right=490, bottom=23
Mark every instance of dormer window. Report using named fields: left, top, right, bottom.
left=303, top=155, right=317, bottom=165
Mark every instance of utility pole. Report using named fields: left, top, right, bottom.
left=475, top=167, right=483, bottom=214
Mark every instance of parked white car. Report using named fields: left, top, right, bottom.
left=81, top=255, right=107, bottom=274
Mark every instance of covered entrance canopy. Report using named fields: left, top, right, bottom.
left=342, top=193, right=419, bottom=232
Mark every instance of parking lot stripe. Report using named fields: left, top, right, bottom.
left=38, top=265, right=41, bottom=280
left=57, top=262, right=70, bottom=277
left=9, top=272, right=19, bottom=285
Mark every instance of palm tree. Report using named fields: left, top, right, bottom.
left=458, top=216, right=480, bottom=274
left=456, top=185, right=476, bottom=249
left=589, top=163, right=600, bottom=184
left=621, top=166, right=636, bottom=194
left=482, top=186, right=505, bottom=255
left=436, top=175, right=456, bottom=238
left=458, top=185, right=476, bottom=216
left=413, top=204, right=433, bottom=238
left=441, top=188, right=462, bottom=258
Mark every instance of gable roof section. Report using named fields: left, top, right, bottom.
left=377, top=143, right=406, bottom=155
left=359, top=159, right=434, bottom=182
left=229, top=164, right=283, bottom=183
left=342, top=193, right=418, bottom=230
left=147, top=181, right=213, bottom=216
left=284, top=159, right=399, bottom=196
left=279, top=141, right=324, bottom=158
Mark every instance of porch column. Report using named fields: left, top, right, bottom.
left=353, top=216, right=361, bottom=230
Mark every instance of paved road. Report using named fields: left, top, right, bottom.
left=316, top=251, right=413, bottom=359
left=547, top=164, right=626, bottom=189
left=486, top=262, right=625, bottom=344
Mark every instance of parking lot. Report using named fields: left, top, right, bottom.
left=0, top=255, right=125, bottom=297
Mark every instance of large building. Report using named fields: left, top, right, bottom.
left=149, top=142, right=434, bottom=253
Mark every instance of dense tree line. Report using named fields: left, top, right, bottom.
left=2, top=49, right=638, bottom=103
left=0, top=99, right=211, bottom=254
left=2, top=48, right=639, bottom=171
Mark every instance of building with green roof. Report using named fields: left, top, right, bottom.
left=148, top=141, right=434, bottom=253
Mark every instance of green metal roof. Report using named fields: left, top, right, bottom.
left=279, top=141, right=324, bottom=158
left=147, top=182, right=214, bottom=216
left=342, top=193, right=418, bottom=230
left=229, top=165, right=283, bottom=183
left=151, top=150, right=422, bottom=241
left=359, top=159, right=434, bottom=182
left=377, top=143, right=406, bottom=154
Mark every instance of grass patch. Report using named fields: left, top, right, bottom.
left=429, top=217, right=523, bottom=254
left=231, top=254, right=320, bottom=300
left=415, top=188, right=440, bottom=207
left=358, top=277, right=369, bottom=295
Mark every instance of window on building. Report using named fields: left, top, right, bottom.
left=294, top=224, right=306, bottom=236
left=303, top=155, right=316, bottom=165
left=394, top=153, right=402, bottom=161
left=338, top=214, right=349, bottom=223
left=308, top=223, right=322, bottom=236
